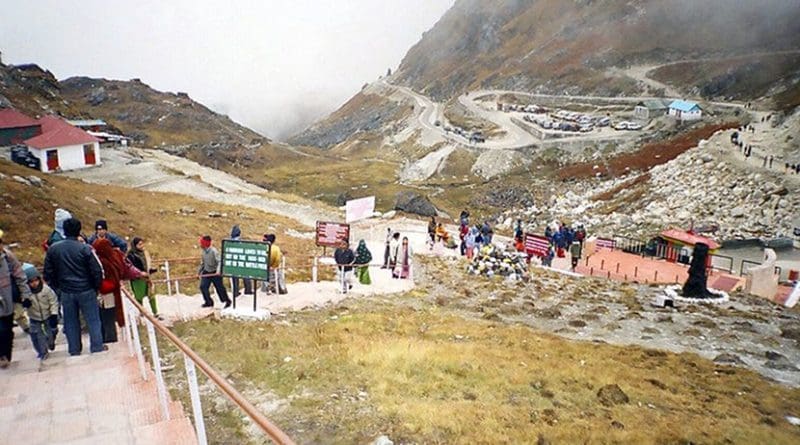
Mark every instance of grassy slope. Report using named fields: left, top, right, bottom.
left=166, top=278, right=800, bottom=444
left=0, top=160, right=318, bottom=282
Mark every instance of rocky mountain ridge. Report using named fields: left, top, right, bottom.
left=0, top=60, right=264, bottom=149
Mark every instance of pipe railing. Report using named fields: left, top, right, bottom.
left=121, top=287, right=296, bottom=445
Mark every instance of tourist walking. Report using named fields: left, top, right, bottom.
left=334, top=240, right=355, bottom=293
left=197, top=235, right=231, bottom=308
left=43, top=218, right=105, bottom=356
left=569, top=240, right=582, bottom=272
left=21, top=264, right=58, bottom=360
left=481, top=221, right=493, bottom=246
left=127, top=237, right=159, bottom=318
left=230, top=225, right=253, bottom=296
left=94, top=238, right=127, bottom=343
left=354, top=239, right=373, bottom=285
left=465, top=226, right=478, bottom=260
left=427, top=217, right=437, bottom=248
left=87, top=219, right=128, bottom=252
left=388, top=232, right=401, bottom=270
left=265, top=234, right=287, bottom=294
left=0, top=230, right=32, bottom=368
left=382, top=228, right=392, bottom=269
left=393, top=236, right=413, bottom=279
left=43, top=208, right=72, bottom=251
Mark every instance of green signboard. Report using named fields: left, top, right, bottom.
left=221, top=239, right=271, bottom=281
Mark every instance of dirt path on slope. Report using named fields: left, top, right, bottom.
left=64, top=147, right=338, bottom=228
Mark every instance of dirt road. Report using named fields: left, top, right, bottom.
left=64, top=147, right=338, bottom=228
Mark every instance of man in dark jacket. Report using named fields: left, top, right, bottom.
left=334, top=241, right=355, bottom=293
left=0, top=229, right=32, bottom=368
left=44, top=218, right=105, bottom=356
left=87, top=219, right=128, bottom=252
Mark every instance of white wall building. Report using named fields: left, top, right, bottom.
left=25, top=115, right=101, bottom=173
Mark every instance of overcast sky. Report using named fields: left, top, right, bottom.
left=0, top=0, right=454, bottom=140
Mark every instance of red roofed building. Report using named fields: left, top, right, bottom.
left=659, top=228, right=720, bottom=266
left=24, top=115, right=101, bottom=173
left=0, top=108, right=42, bottom=145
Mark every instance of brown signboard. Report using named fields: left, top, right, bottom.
left=315, top=221, right=350, bottom=247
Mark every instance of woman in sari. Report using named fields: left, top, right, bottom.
left=354, top=239, right=373, bottom=285
left=392, top=236, right=413, bottom=279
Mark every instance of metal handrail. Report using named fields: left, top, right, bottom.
left=121, top=287, right=296, bottom=445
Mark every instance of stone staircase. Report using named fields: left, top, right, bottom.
left=0, top=326, right=197, bottom=444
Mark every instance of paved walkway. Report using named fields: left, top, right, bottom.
left=559, top=248, right=746, bottom=291
left=0, top=326, right=197, bottom=444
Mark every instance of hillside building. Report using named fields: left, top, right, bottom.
left=0, top=108, right=42, bottom=145
left=24, top=115, right=101, bottom=173
left=633, top=99, right=671, bottom=120
left=668, top=100, right=702, bottom=121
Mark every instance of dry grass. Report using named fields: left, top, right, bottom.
left=0, top=159, right=319, bottom=286
left=169, top=301, right=800, bottom=444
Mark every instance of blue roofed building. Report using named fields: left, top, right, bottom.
left=668, top=100, right=702, bottom=121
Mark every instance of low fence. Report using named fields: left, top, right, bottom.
left=610, top=235, right=737, bottom=274
left=121, top=287, right=295, bottom=445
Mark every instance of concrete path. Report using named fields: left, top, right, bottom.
left=0, top=326, right=197, bottom=444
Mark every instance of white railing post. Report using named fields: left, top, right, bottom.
left=145, top=318, right=171, bottom=421
left=184, top=354, right=208, bottom=445
left=175, top=280, right=181, bottom=295
left=165, top=261, right=172, bottom=295
left=129, top=301, right=148, bottom=381
left=123, top=299, right=134, bottom=357
left=312, top=257, right=318, bottom=283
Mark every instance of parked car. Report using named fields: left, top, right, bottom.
left=626, top=122, right=642, bottom=130
left=10, top=145, right=40, bottom=170
left=614, top=122, right=629, bottom=130
left=597, top=117, right=611, bottom=127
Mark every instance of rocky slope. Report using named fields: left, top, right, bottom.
left=500, top=109, right=800, bottom=241
left=395, top=0, right=800, bottom=103
left=0, top=62, right=82, bottom=118
left=60, top=76, right=264, bottom=147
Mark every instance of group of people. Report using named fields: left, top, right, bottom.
left=731, top=127, right=800, bottom=174
left=197, top=226, right=288, bottom=309
left=0, top=210, right=159, bottom=368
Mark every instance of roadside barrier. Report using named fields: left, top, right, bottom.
left=121, top=287, right=296, bottom=445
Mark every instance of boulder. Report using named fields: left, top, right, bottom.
left=27, top=176, right=43, bottom=187
left=393, top=191, right=437, bottom=217
left=731, top=206, right=746, bottom=218
left=12, top=175, right=30, bottom=186
left=597, top=384, right=629, bottom=406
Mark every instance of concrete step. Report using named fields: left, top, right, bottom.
left=0, top=326, right=197, bottom=445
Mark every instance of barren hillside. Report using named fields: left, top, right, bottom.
left=395, top=0, right=800, bottom=102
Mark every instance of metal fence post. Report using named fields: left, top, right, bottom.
left=145, top=318, right=171, bottom=421
left=184, top=354, right=208, bottom=445
left=129, top=301, right=148, bottom=381
left=312, top=256, right=318, bottom=283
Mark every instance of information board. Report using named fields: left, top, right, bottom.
left=221, top=239, right=270, bottom=281
left=524, top=233, right=550, bottom=257
left=315, top=221, right=350, bottom=247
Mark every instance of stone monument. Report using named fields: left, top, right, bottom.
left=682, top=242, right=713, bottom=299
